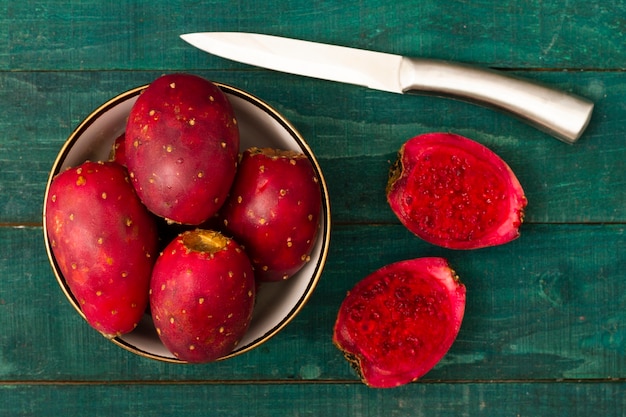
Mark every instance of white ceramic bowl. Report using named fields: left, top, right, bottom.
left=43, top=82, right=331, bottom=362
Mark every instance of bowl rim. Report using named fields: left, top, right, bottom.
left=42, top=81, right=332, bottom=363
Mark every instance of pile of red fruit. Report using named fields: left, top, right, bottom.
left=45, top=73, right=322, bottom=363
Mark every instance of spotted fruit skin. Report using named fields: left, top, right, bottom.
left=109, top=133, right=127, bottom=166
left=125, top=73, right=239, bottom=225
left=387, top=133, right=527, bottom=250
left=333, top=257, right=466, bottom=388
left=219, top=147, right=322, bottom=282
left=45, top=161, right=159, bottom=338
left=150, top=229, right=256, bottom=363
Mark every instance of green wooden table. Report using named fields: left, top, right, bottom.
left=1, top=1, right=625, bottom=415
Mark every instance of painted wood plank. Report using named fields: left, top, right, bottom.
left=2, top=0, right=625, bottom=413
left=0, top=70, right=622, bottom=225
left=1, top=223, right=624, bottom=382
left=2, top=1, right=625, bottom=71
left=2, top=381, right=626, bottom=417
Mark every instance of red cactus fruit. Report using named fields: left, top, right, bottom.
left=45, top=161, right=159, bottom=338
left=150, top=229, right=256, bottom=363
left=125, top=73, right=240, bottom=225
left=333, top=257, right=466, bottom=388
left=219, top=147, right=322, bottom=282
left=109, top=133, right=127, bottom=166
left=387, top=133, right=527, bottom=249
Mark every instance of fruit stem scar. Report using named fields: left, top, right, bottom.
left=182, top=230, right=229, bottom=254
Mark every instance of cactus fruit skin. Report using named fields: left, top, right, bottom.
left=45, top=161, right=159, bottom=338
left=150, top=229, right=256, bottom=363
left=333, top=257, right=466, bottom=388
left=219, top=147, right=322, bottom=282
left=125, top=73, right=239, bottom=225
left=109, top=133, right=127, bottom=166
left=387, top=133, right=527, bottom=250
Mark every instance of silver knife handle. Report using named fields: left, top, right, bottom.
left=399, top=58, right=594, bottom=143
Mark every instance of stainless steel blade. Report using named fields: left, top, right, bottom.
left=181, top=32, right=404, bottom=93
left=181, top=32, right=593, bottom=143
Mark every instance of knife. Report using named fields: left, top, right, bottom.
left=180, top=32, right=593, bottom=144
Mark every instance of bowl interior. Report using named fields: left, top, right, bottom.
left=44, top=83, right=331, bottom=362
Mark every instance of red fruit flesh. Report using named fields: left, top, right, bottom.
left=150, top=229, right=256, bottom=363
left=333, top=257, right=466, bottom=388
left=387, top=133, right=527, bottom=249
left=45, top=161, right=159, bottom=338
left=125, top=73, right=239, bottom=225
left=219, top=147, right=322, bottom=282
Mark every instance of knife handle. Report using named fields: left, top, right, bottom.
left=400, top=58, right=594, bottom=143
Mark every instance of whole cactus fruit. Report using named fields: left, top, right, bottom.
left=150, top=229, right=256, bottom=363
left=333, top=257, right=466, bottom=388
left=45, top=161, right=159, bottom=338
left=125, top=73, right=239, bottom=225
left=218, top=147, right=322, bottom=282
left=387, top=133, right=527, bottom=249
left=109, top=133, right=127, bottom=166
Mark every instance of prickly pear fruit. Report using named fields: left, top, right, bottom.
left=109, top=133, right=126, bottom=166
left=387, top=133, right=527, bottom=250
left=219, top=147, right=321, bottom=282
left=125, top=73, right=239, bottom=225
left=150, top=229, right=256, bottom=363
left=333, top=257, right=466, bottom=388
left=45, top=161, right=159, bottom=338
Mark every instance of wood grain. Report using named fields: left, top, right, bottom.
left=3, top=1, right=625, bottom=71
left=1, top=224, right=624, bottom=382
left=3, top=381, right=626, bottom=416
left=0, top=70, right=623, bottom=225
left=1, top=0, right=625, bottom=415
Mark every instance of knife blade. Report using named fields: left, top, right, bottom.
left=181, top=32, right=593, bottom=143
